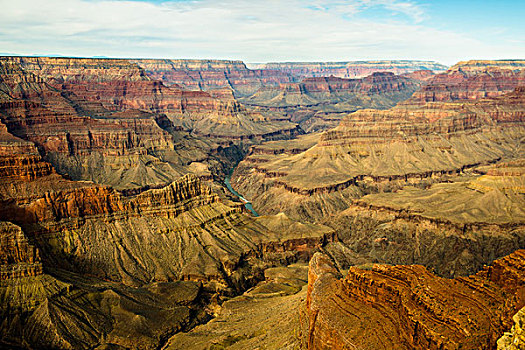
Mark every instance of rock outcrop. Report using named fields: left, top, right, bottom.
left=411, top=60, right=525, bottom=103
left=165, top=263, right=310, bottom=350
left=498, top=307, right=525, bottom=350
left=307, top=250, right=525, bottom=350
left=0, top=221, right=42, bottom=280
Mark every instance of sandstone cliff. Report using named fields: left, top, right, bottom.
left=307, top=250, right=525, bottom=350
left=410, top=60, right=525, bottom=103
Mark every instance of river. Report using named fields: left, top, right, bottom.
left=224, top=173, right=259, bottom=216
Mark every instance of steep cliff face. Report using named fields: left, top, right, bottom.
left=0, top=221, right=42, bottom=280
left=248, top=60, right=447, bottom=78
left=133, top=59, right=296, bottom=97
left=410, top=60, right=525, bottom=103
left=0, top=221, right=208, bottom=349
left=1, top=162, right=330, bottom=288
left=307, top=250, right=525, bottom=350
left=0, top=178, right=333, bottom=349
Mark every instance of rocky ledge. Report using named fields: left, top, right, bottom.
left=307, top=250, right=525, bottom=350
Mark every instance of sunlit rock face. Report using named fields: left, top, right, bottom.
left=498, top=307, right=525, bottom=350
left=307, top=250, right=525, bottom=350
left=410, top=60, right=525, bottom=103
left=133, top=58, right=297, bottom=97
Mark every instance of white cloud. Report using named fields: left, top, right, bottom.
left=0, top=0, right=523, bottom=65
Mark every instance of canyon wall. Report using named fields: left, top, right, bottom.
left=0, top=87, right=329, bottom=348
left=133, top=59, right=296, bottom=97
left=0, top=138, right=333, bottom=348
left=0, top=56, right=300, bottom=189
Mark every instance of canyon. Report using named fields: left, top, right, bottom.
left=232, top=60, right=525, bottom=279
left=0, top=56, right=524, bottom=350
left=239, top=71, right=425, bottom=132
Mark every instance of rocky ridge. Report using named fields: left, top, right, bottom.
left=410, top=60, right=525, bottom=103
left=133, top=59, right=296, bottom=97
left=307, top=250, right=525, bottom=349
left=231, top=61, right=525, bottom=277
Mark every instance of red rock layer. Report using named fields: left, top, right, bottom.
left=279, top=72, right=418, bottom=96
left=401, top=69, right=436, bottom=82
left=410, top=60, right=525, bottom=103
left=307, top=251, right=525, bottom=350
left=322, top=85, right=525, bottom=145
left=0, top=56, right=299, bottom=159
left=2, top=56, right=222, bottom=115
left=0, top=56, right=300, bottom=189
left=133, top=59, right=296, bottom=96
left=0, top=58, right=173, bottom=156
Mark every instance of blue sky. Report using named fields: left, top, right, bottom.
left=0, top=0, right=523, bottom=65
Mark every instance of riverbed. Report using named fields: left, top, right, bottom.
left=224, top=174, right=259, bottom=216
